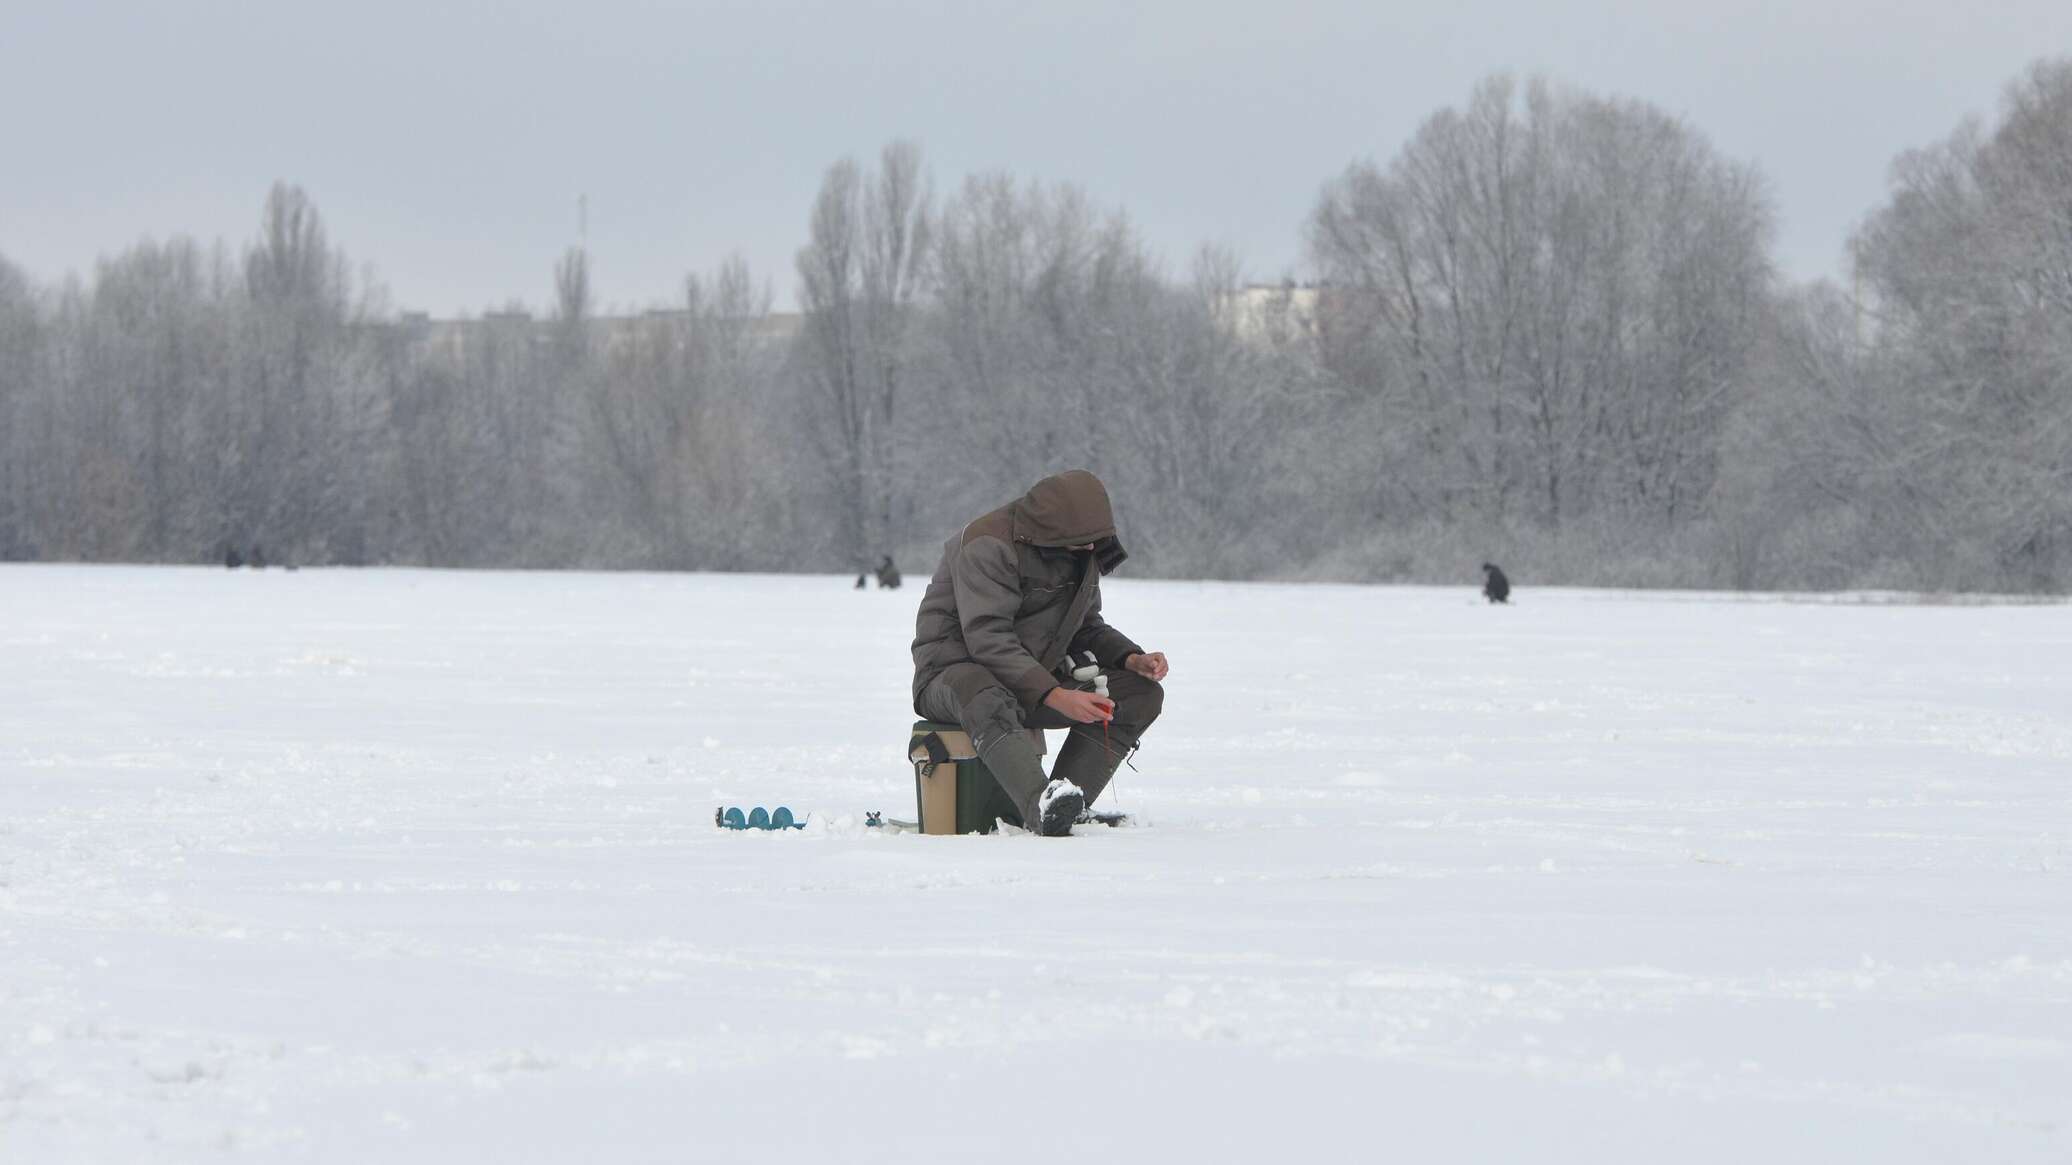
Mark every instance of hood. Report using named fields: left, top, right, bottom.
left=1010, top=470, right=1128, bottom=573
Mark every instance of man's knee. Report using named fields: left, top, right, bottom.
left=960, top=684, right=1026, bottom=754
left=1134, top=678, right=1164, bottom=723
left=1111, top=672, right=1163, bottom=731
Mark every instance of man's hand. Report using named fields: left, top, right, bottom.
left=1124, top=651, right=1169, bottom=682
left=1044, top=687, right=1115, bottom=724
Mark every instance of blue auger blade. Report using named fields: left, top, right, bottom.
left=717, top=806, right=810, bottom=831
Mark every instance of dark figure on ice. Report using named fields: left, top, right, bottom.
left=911, top=470, right=1168, bottom=836
left=224, top=543, right=243, bottom=569
left=855, top=572, right=868, bottom=590
left=1482, top=562, right=1511, bottom=604
left=875, top=555, right=902, bottom=590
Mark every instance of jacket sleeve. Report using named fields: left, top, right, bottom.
left=1068, top=580, right=1143, bottom=670
left=953, top=535, right=1058, bottom=710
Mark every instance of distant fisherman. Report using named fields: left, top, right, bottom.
left=1482, top=562, right=1511, bottom=604
left=909, top=471, right=1168, bottom=836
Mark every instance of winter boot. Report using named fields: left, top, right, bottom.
left=1033, top=778, right=1086, bottom=837
left=1047, top=725, right=1136, bottom=809
left=976, top=727, right=1054, bottom=830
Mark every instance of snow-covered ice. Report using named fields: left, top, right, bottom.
left=3, top=564, right=2068, bottom=1161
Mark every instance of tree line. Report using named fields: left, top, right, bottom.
left=2, top=60, right=2067, bottom=591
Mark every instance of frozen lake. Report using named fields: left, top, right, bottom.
left=3, top=564, right=2068, bottom=1161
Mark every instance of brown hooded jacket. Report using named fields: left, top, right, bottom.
left=910, top=470, right=1142, bottom=714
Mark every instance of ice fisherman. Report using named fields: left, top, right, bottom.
left=910, top=470, right=1168, bottom=836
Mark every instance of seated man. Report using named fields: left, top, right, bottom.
left=910, top=470, right=1168, bottom=836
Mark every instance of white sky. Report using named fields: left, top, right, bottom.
left=4, top=0, right=2069, bottom=315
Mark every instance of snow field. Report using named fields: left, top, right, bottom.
left=2, top=565, right=2068, bottom=1161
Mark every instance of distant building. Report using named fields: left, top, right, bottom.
left=385, top=308, right=802, bottom=366
left=1214, top=283, right=1324, bottom=347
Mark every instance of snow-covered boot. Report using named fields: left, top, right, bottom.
left=1048, top=726, right=1135, bottom=808
left=976, top=726, right=1051, bottom=829
left=1033, top=778, right=1085, bottom=837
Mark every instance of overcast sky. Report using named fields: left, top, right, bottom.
left=5, top=0, right=2069, bottom=315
